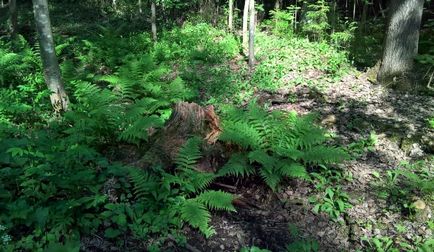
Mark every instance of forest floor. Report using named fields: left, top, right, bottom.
left=182, top=71, right=434, bottom=251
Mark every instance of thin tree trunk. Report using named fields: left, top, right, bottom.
left=248, top=0, right=255, bottom=69
left=359, top=0, right=368, bottom=34
left=377, top=0, right=424, bottom=89
left=151, top=1, right=157, bottom=41
left=112, top=0, right=117, bottom=11
left=32, top=0, right=69, bottom=112
left=9, top=0, right=17, bottom=37
left=353, top=0, right=357, bottom=20
left=228, top=0, right=233, bottom=31
left=138, top=0, right=142, bottom=14
left=331, top=0, right=337, bottom=34
left=242, top=0, right=250, bottom=53
left=378, top=1, right=386, bottom=18
left=274, top=0, right=281, bottom=10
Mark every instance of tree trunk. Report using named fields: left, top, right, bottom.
left=359, top=0, right=368, bottom=34
left=331, top=0, right=337, bottom=34
left=377, top=0, right=424, bottom=89
left=112, top=0, right=117, bottom=11
left=248, top=0, right=255, bottom=68
left=228, top=0, right=233, bottom=31
left=353, top=0, right=357, bottom=21
left=32, top=0, right=69, bottom=112
left=151, top=1, right=157, bottom=41
left=274, top=0, right=281, bottom=10
left=138, top=0, right=142, bottom=14
left=242, top=0, right=250, bottom=53
left=9, top=0, right=17, bottom=37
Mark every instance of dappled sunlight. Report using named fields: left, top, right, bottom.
left=0, top=0, right=433, bottom=251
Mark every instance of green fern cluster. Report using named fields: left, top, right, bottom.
left=129, top=138, right=236, bottom=238
left=61, top=53, right=194, bottom=145
left=218, top=103, right=349, bottom=190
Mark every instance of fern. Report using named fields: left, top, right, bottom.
left=173, top=138, right=217, bottom=192
left=175, top=137, right=203, bottom=170
left=129, top=168, right=159, bottom=201
left=219, top=103, right=348, bottom=191
left=277, top=161, right=309, bottom=179
left=259, top=165, right=283, bottom=191
left=302, top=146, right=349, bottom=164
left=118, top=115, right=164, bottom=144
left=217, top=153, right=255, bottom=177
left=180, top=199, right=215, bottom=238
left=196, top=190, right=236, bottom=212
left=219, top=121, right=262, bottom=149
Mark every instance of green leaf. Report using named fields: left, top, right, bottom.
left=34, top=207, right=49, bottom=228
left=105, top=228, right=122, bottom=238
left=196, top=190, right=236, bottom=212
left=180, top=199, right=214, bottom=237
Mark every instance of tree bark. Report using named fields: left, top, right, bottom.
left=228, top=0, right=233, bottom=31
left=274, top=0, right=281, bottom=10
left=248, top=0, right=255, bottom=68
left=9, top=0, right=17, bottom=38
left=359, top=0, right=368, bottom=34
left=32, top=0, right=69, bottom=112
left=242, top=0, right=250, bottom=53
left=151, top=1, right=157, bottom=41
left=377, top=0, right=424, bottom=89
left=353, top=0, right=357, bottom=20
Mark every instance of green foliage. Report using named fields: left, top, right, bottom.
left=300, top=0, right=330, bottom=41
left=374, top=159, right=434, bottom=215
left=154, top=23, right=238, bottom=64
left=219, top=103, right=349, bottom=191
left=129, top=138, right=235, bottom=238
left=429, top=117, right=434, bottom=129
left=346, top=131, right=378, bottom=157
left=310, top=186, right=352, bottom=221
left=285, top=224, right=319, bottom=252
left=253, top=32, right=350, bottom=91
left=286, top=239, right=319, bottom=252
left=361, top=236, right=434, bottom=252
left=240, top=246, right=271, bottom=252
left=268, top=6, right=299, bottom=37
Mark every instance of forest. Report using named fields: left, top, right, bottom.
left=0, top=0, right=433, bottom=251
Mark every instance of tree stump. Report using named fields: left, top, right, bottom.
left=139, top=102, right=223, bottom=172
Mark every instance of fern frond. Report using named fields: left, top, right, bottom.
left=277, top=161, right=308, bottom=180
left=175, top=137, right=203, bottom=170
left=302, top=146, right=349, bottom=164
left=259, top=166, right=282, bottom=191
left=129, top=168, right=159, bottom=201
left=196, top=190, right=236, bottom=212
left=180, top=199, right=215, bottom=238
left=219, top=121, right=261, bottom=149
left=218, top=153, right=255, bottom=177
left=119, top=115, right=164, bottom=144
left=248, top=150, right=276, bottom=169
left=182, top=169, right=217, bottom=192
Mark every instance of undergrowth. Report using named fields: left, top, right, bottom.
left=0, top=22, right=351, bottom=250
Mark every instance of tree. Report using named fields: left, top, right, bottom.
left=9, top=0, right=17, bottom=37
left=228, top=0, right=233, bottom=32
left=248, top=0, right=255, bottom=68
left=32, top=0, right=69, bottom=112
left=242, top=0, right=250, bottom=53
left=151, top=1, right=157, bottom=41
left=377, top=0, right=424, bottom=89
